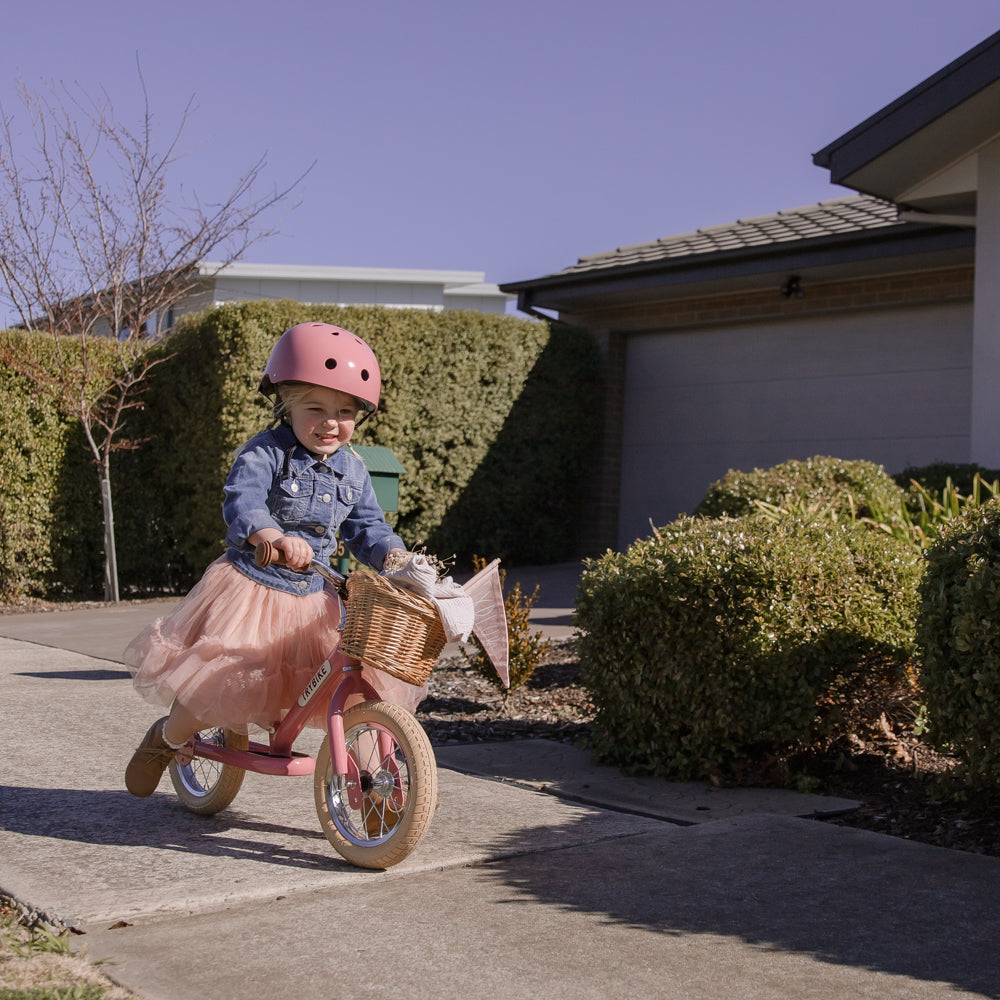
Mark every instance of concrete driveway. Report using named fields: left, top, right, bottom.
left=2, top=575, right=999, bottom=1000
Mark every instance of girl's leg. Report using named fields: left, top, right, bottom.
left=125, top=702, right=211, bottom=798
left=162, top=702, right=209, bottom=747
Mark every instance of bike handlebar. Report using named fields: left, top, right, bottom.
left=254, top=540, right=348, bottom=595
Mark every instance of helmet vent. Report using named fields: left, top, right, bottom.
left=325, top=358, right=337, bottom=369
left=361, top=370, right=370, bottom=381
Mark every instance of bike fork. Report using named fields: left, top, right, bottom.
left=326, top=664, right=397, bottom=809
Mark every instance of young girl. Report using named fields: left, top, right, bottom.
left=124, top=321, right=415, bottom=798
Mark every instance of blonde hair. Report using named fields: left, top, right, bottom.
left=270, top=381, right=314, bottom=426
left=230, top=382, right=339, bottom=462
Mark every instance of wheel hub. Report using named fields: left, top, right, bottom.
left=369, top=770, right=398, bottom=801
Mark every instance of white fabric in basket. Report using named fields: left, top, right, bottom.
left=382, top=554, right=476, bottom=643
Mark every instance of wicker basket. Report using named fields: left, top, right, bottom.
left=340, top=571, right=446, bottom=685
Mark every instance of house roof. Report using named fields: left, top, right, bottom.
left=193, top=260, right=513, bottom=313
left=812, top=30, right=1000, bottom=215
left=501, top=195, right=973, bottom=314
left=199, top=261, right=508, bottom=290
left=557, top=196, right=901, bottom=276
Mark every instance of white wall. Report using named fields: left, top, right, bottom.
left=212, top=275, right=447, bottom=309
left=617, top=302, right=973, bottom=548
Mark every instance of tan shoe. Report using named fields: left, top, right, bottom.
left=125, top=718, right=176, bottom=797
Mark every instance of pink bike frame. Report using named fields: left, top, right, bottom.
left=177, top=542, right=517, bottom=818
left=179, top=557, right=402, bottom=811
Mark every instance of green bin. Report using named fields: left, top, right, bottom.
left=336, top=445, right=407, bottom=573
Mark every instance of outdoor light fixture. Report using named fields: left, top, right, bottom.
left=780, top=275, right=804, bottom=299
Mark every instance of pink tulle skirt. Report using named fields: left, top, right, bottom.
left=125, top=557, right=426, bottom=733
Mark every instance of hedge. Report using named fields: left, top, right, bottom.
left=0, top=332, right=108, bottom=599
left=575, top=514, right=921, bottom=779
left=1, top=302, right=602, bottom=597
left=917, top=498, right=1000, bottom=781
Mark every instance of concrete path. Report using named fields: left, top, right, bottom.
left=2, top=566, right=999, bottom=999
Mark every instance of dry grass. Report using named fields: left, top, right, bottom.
left=0, top=899, right=136, bottom=1000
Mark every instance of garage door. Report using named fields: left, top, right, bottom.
left=617, top=303, right=972, bottom=549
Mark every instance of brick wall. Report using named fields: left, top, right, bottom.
left=568, top=265, right=974, bottom=334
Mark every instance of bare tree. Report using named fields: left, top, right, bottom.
left=0, top=67, right=303, bottom=601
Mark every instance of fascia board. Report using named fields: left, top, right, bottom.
left=507, top=227, right=974, bottom=311
left=813, top=31, right=1000, bottom=190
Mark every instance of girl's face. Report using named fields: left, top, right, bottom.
left=284, top=386, right=359, bottom=458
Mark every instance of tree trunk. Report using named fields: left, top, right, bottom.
left=99, top=470, right=120, bottom=603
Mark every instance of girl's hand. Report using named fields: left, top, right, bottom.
left=273, top=534, right=314, bottom=572
left=382, top=548, right=412, bottom=573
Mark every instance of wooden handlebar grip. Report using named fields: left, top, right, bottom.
left=254, top=539, right=287, bottom=568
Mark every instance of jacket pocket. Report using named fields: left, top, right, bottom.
left=270, top=477, right=314, bottom=522
left=337, top=480, right=363, bottom=507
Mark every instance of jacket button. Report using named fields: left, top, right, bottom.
left=297, top=580, right=309, bottom=591
left=321, top=493, right=332, bottom=503
left=314, top=525, right=325, bottom=535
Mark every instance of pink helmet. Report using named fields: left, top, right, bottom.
left=259, top=322, right=382, bottom=412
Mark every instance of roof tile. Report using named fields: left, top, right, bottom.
left=560, top=195, right=900, bottom=276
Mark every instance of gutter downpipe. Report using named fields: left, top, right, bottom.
left=516, top=291, right=559, bottom=322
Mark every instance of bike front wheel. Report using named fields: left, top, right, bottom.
left=315, top=700, right=437, bottom=869
left=169, top=727, right=249, bottom=815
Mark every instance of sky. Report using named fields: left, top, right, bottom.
left=2, top=0, right=999, bottom=303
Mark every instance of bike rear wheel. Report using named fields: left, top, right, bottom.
left=315, top=700, right=437, bottom=869
left=169, top=728, right=249, bottom=815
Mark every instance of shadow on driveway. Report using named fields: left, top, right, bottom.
left=0, top=784, right=339, bottom=871
left=477, top=811, right=1000, bottom=999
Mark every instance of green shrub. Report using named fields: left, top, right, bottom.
left=864, top=474, right=1000, bottom=553
left=745, top=458, right=1000, bottom=554
left=421, top=319, right=601, bottom=564
left=575, top=515, right=921, bottom=780
left=119, top=302, right=601, bottom=586
left=893, top=461, right=1000, bottom=497
left=694, top=456, right=905, bottom=521
left=0, top=360, right=66, bottom=599
left=113, top=303, right=278, bottom=588
left=916, top=498, right=1000, bottom=781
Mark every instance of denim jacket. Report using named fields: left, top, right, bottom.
left=223, top=423, right=405, bottom=595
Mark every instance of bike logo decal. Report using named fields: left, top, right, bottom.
left=298, top=660, right=332, bottom=707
